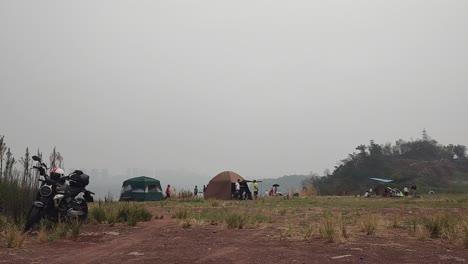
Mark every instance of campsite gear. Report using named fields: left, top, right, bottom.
left=369, top=177, right=394, bottom=183
left=24, top=155, right=94, bottom=232
left=119, top=176, right=163, bottom=201
left=204, top=171, right=247, bottom=200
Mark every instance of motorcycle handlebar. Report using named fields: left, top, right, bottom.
left=38, top=178, right=54, bottom=184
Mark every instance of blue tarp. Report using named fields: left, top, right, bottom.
left=369, top=177, right=394, bottom=183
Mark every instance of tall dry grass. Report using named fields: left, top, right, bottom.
left=88, top=201, right=152, bottom=226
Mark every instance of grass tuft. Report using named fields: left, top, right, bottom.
left=361, top=214, right=379, bottom=235
left=5, top=224, right=26, bottom=248
left=319, top=211, right=335, bottom=242
left=226, top=212, right=249, bottom=229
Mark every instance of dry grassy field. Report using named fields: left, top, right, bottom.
left=2, top=194, right=468, bottom=263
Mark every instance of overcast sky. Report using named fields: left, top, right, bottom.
left=1, top=1, right=467, bottom=184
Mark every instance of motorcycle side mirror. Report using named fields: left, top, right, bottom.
left=32, top=156, right=41, bottom=162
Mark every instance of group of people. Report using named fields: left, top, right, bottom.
left=383, top=185, right=418, bottom=197
left=165, top=180, right=264, bottom=200
left=193, top=185, right=207, bottom=196
left=268, top=186, right=282, bottom=196
left=233, top=179, right=259, bottom=200
left=364, top=184, right=419, bottom=198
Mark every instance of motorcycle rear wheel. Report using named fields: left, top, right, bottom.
left=24, top=207, right=42, bottom=232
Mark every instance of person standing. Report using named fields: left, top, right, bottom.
left=194, top=185, right=198, bottom=196
left=235, top=179, right=241, bottom=200
left=165, top=184, right=171, bottom=199
left=253, top=180, right=259, bottom=200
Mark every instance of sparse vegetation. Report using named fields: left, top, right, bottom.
left=361, top=214, right=380, bottom=235
left=461, top=217, right=468, bottom=248
left=0, top=137, right=42, bottom=223
left=225, top=212, right=249, bottom=229
left=175, top=189, right=194, bottom=199
left=88, top=201, right=152, bottom=225
left=339, top=214, right=348, bottom=239
left=210, top=200, right=221, bottom=207
left=303, top=223, right=315, bottom=241
left=4, top=224, right=26, bottom=248
left=173, top=207, right=191, bottom=220
left=3, top=175, right=468, bottom=250
left=279, top=208, right=287, bottom=216
left=280, top=223, right=294, bottom=239
left=319, top=211, right=335, bottom=242
left=391, top=215, right=400, bottom=228
left=181, top=219, right=192, bottom=229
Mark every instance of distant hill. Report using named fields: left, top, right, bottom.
left=257, top=174, right=309, bottom=194
left=310, top=138, right=468, bottom=195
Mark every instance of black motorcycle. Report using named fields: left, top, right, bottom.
left=24, top=155, right=94, bottom=232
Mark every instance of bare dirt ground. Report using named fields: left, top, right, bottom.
left=2, top=207, right=468, bottom=264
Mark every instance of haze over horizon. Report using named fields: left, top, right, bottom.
left=1, top=1, right=467, bottom=196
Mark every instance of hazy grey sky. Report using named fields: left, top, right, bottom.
left=1, top=1, right=467, bottom=183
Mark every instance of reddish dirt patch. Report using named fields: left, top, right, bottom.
left=2, top=207, right=468, bottom=264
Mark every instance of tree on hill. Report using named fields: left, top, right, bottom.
left=310, top=134, right=468, bottom=195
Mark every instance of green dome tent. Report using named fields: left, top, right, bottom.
left=119, top=176, right=163, bottom=201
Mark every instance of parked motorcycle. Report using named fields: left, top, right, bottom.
left=24, top=155, right=94, bottom=232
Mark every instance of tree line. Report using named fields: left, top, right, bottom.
left=304, top=132, right=467, bottom=195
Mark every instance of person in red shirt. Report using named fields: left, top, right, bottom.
left=165, top=185, right=171, bottom=199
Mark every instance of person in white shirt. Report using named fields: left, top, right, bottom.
left=403, top=187, right=409, bottom=196
left=235, top=179, right=241, bottom=199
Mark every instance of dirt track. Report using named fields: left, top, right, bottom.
left=2, top=207, right=468, bottom=264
